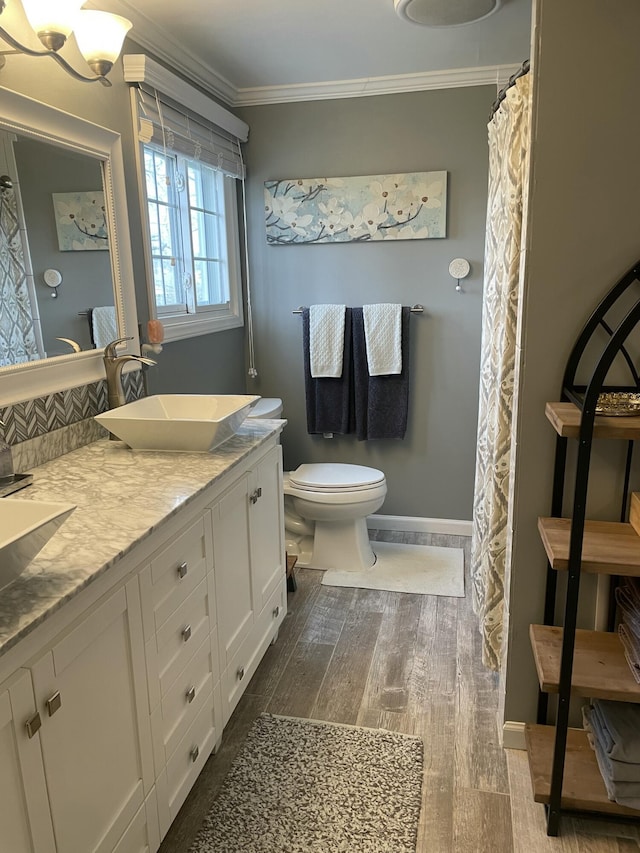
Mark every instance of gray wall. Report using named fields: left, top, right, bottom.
left=14, top=138, right=113, bottom=356
left=145, top=328, right=247, bottom=395
left=501, top=0, right=640, bottom=727
left=237, top=87, right=491, bottom=519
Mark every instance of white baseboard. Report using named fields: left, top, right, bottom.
left=502, top=721, right=527, bottom=750
left=368, top=514, right=472, bottom=537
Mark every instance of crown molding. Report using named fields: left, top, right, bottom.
left=88, top=0, right=237, bottom=105
left=101, top=0, right=522, bottom=109
left=232, top=63, right=520, bottom=106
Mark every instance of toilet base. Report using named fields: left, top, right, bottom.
left=287, top=517, right=376, bottom=572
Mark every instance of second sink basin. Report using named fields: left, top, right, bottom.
left=94, top=394, right=261, bottom=452
left=0, top=499, right=76, bottom=591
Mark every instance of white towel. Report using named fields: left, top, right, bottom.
left=91, top=306, right=117, bottom=349
left=309, top=304, right=347, bottom=378
left=363, top=303, right=402, bottom=376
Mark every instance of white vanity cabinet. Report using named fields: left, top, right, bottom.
left=0, top=670, right=55, bottom=853
left=212, top=443, right=286, bottom=723
left=138, top=438, right=286, bottom=828
left=0, top=428, right=286, bottom=853
left=1, top=579, right=158, bottom=853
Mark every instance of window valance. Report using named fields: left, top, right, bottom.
left=124, top=54, right=248, bottom=180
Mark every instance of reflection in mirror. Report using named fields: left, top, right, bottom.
left=0, top=131, right=116, bottom=367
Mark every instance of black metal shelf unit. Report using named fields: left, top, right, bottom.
left=535, top=258, right=640, bottom=836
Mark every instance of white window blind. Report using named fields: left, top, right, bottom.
left=135, top=84, right=245, bottom=179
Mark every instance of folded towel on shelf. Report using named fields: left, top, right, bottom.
left=303, top=307, right=353, bottom=435
left=583, top=705, right=640, bottom=781
left=362, top=303, right=403, bottom=376
left=589, top=699, right=640, bottom=764
left=91, top=306, right=117, bottom=349
left=619, top=624, right=640, bottom=684
left=593, top=735, right=640, bottom=808
left=352, top=306, right=410, bottom=440
left=616, top=579, right=640, bottom=635
left=309, top=304, right=347, bottom=378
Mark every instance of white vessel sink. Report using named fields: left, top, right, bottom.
left=0, top=499, right=76, bottom=590
left=95, top=394, right=261, bottom=452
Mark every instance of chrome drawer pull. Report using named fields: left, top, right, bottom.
left=25, top=712, right=42, bottom=738
left=186, top=686, right=196, bottom=704
left=190, top=745, right=199, bottom=763
left=46, top=691, right=62, bottom=717
left=182, top=624, right=192, bottom=642
left=237, top=665, right=245, bottom=681
left=176, top=562, right=188, bottom=579
left=272, top=605, right=280, bottom=619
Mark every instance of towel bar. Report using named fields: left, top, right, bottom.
left=292, top=304, right=424, bottom=314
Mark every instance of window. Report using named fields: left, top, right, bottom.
left=126, top=56, right=249, bottom=342
left=143, top=144, right=236, bottom=316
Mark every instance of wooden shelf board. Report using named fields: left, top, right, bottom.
left=546, top=401, right=640, bottom=440
left=538, top=517, right=640, bottom=576
left=525, top=724, right=640, bottom=817
left=529, top=624, right=640, bottom=702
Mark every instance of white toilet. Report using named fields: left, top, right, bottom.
left=246, top=398, right=387, bottom=572
left=283, top=463, right=387, bottom=572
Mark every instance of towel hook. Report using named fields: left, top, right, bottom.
left=449, top=259, right=470, bottom=294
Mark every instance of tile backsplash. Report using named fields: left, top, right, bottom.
left=0, top=371, right=144, bottom=471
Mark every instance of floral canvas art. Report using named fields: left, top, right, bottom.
left=52, top=191, right=109, bottom=251
left=264, top=171, right=447, bottom=244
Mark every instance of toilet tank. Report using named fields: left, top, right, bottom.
left=247, top=397, right=283, bottom=418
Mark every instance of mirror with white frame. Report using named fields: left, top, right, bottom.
left=0, top=86, right=139, bottom=405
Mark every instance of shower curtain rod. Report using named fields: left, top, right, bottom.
left=489, top=59, right=530, bottom=121
left=292, top=305, right=424, bottom=314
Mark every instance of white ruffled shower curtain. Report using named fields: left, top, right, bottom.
left=471, top=72, right=532, bottom=670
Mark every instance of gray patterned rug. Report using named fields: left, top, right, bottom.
left=189, top=713, right=424, bottom=853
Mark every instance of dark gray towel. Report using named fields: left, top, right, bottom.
left=584, top=705, right=640, bottom=782
left=590, top=699, right=640, bottom=763
left=352, top=306, right=410, bottom=441
left=303, top=307, right=353, bottom=435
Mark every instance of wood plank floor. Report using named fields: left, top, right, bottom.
left=159, top=532, right=640, bottom=852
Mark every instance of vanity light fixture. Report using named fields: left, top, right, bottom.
left=0, top=0, right=132, bottom=87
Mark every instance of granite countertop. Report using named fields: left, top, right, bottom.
left=0, top=419, right=285, bottom=660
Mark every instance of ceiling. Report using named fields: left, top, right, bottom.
left=94, top=0, right=531, bottom=105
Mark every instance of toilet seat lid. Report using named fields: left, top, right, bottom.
left=289, top=463, right=385, bottom=491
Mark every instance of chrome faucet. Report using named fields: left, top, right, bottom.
left=103, top=337, right=157, bottom=410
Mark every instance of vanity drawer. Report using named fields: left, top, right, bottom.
left=155, top=580, right=212, bottom=697
left=150, top=517, right=209, bottom=630
left=165, top=695, right=218, bottom=824
left=160, top=634, right=218, bottom=761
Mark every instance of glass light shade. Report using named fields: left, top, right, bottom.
left=22, top=0, right=86, bottom=39
left=73, top=10, right=132, bottom=71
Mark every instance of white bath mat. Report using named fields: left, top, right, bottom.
left=321, top=541, right=465, bottom=597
